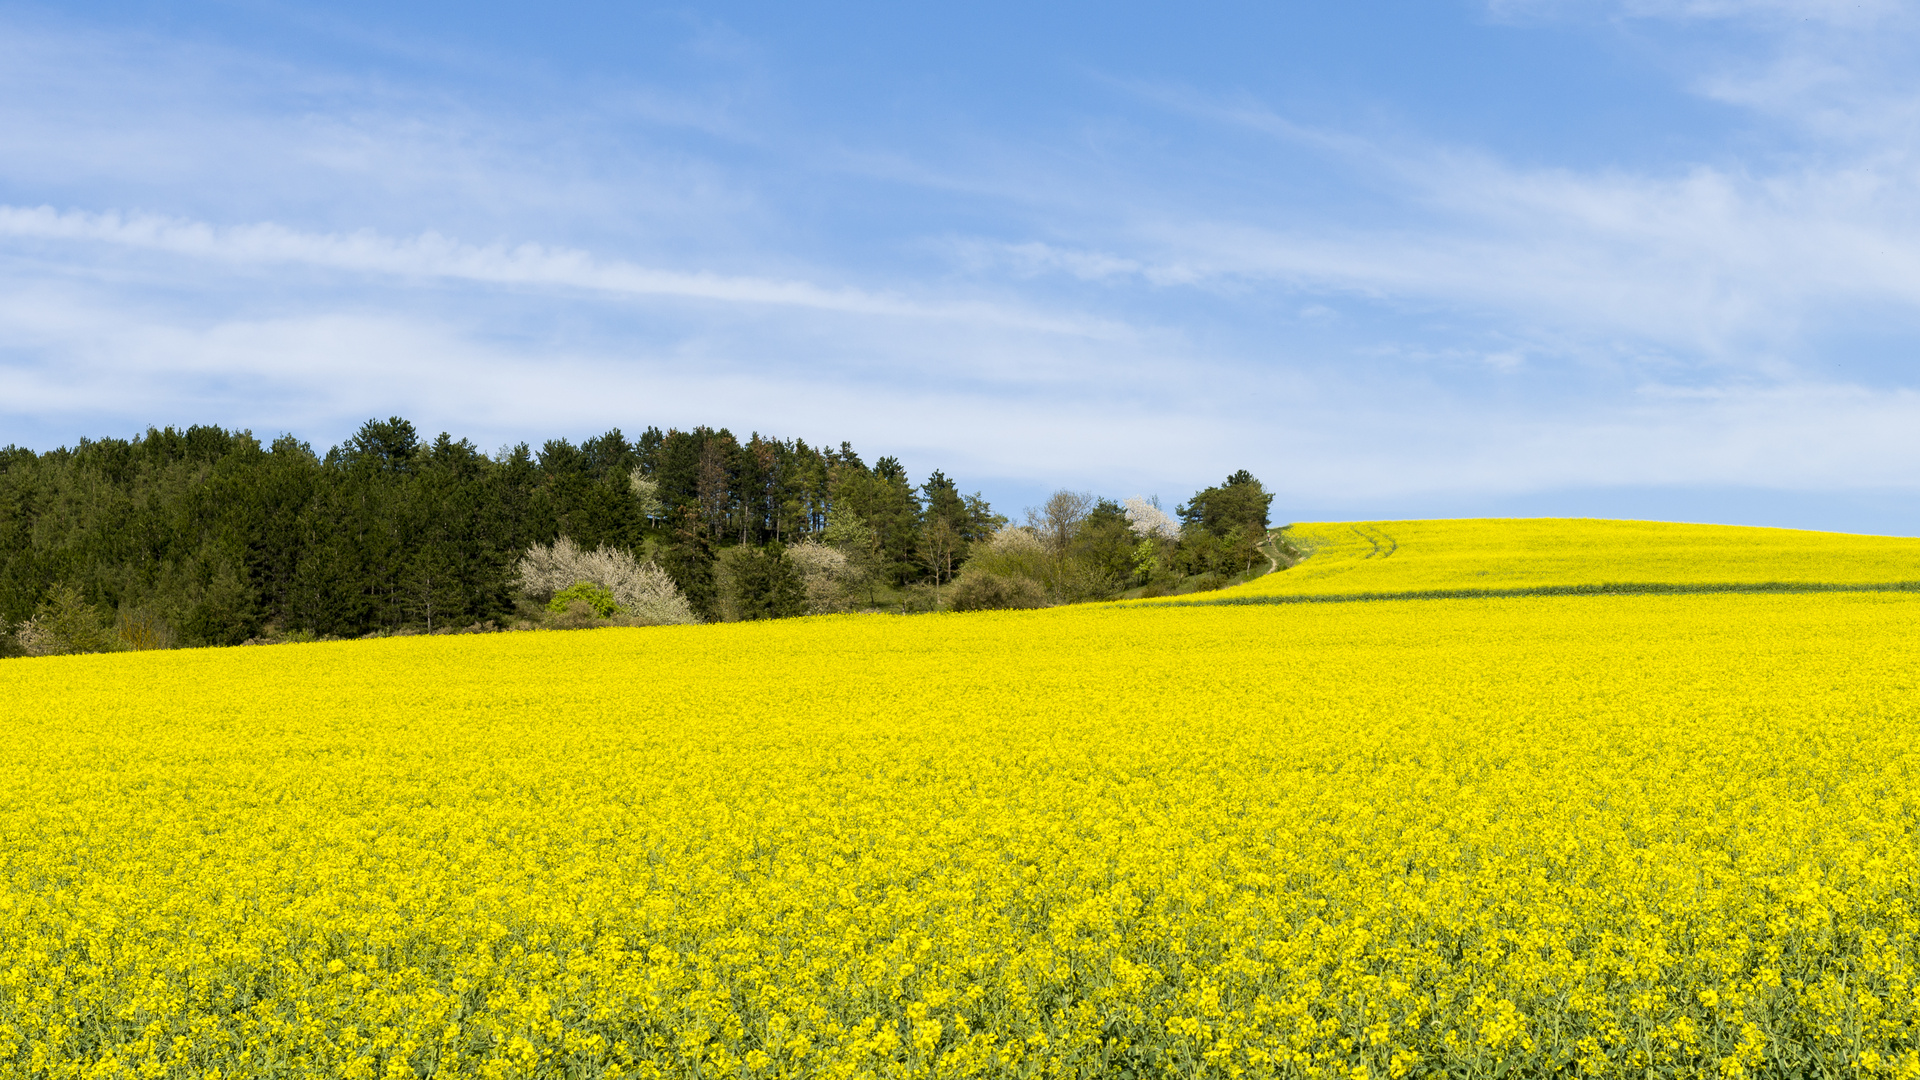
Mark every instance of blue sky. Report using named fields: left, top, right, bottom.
left=4, top=1, right=1920, bottom=531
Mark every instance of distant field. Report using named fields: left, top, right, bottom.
left=1171, top=518, right=1920, bottom=601
left=4, top=520, right=1920, bottom=1078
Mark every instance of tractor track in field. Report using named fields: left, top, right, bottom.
left=1348, top=523, right=1398, bottom=559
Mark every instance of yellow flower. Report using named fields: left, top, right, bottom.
left=6, top=524, right=1920, bottom=1077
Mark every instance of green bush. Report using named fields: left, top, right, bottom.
left=115, top=606, right=177, bottom=651
left=714, top=544, right=807, bottom=622
left=547, top=581, right=621, bottom=618
left=948, top=568, right=1048, bottom=612
left=17, top=584, right=118, bottom=656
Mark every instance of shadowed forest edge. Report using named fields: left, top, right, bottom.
left=1, top=419, right=1293, bottom=656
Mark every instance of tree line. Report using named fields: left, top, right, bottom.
left=0, top=419, right=1281, bottom=656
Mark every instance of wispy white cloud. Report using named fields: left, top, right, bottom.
left=1617, top=0, right=1902, bottom=25
left=0, top=284, right=1230, bottom=495
left=0, top=12, right=775, bottom=256
left=1487, top=0, right=1905, bottom=26
left=1371, top=382, right=1920, bottom=493
left=0, top=205, right=1121, bottom=337
left=4, top=4, right=1920, bottom=521
left=952, top=4, right=1912, bottom=381
left=7, top=273, right=1917, bottom=503
left=945, top=96, right=1920, bottom=372
left=1487, top=0, right=1920, bottom=144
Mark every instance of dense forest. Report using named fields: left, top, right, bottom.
left=0, top=419, right=1280, bottom=656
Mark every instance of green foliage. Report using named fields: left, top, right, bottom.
left=1174, top=524, right=1267, bottom=579
left=715, top=543, right=807, bottom=622
left=956, top=495, right=1148, bottom=608
left=1166, top=472, right=1277, bottom=582
left=659, top=507, right=718, bottom=622
left=0, top=423, right=537, bottom=646
left=1067, top=499, right=1137, bottom=594
left=19, top=583, right=117, bottom=656
left=0, top=420, right=1295, bottom=635
left=831, top=459, right=922, bottom=585
left=1132, top=537, right=1166, bottom=583
left=820, top=504, right=880, bottom=606
left=820, top=504, right=875, bottom=553
left=1178, top=471, right=1274, bottom=537
left=953, top=474, right=1287, bottom=608
left=628, top=471, right=664, bottom=525
left=547, top=582, right=621, bottom=618
left=917, top=471, right=1005, bottom=590
left=3, top=419, right=996, bottom=642
left=960, top=528, right=1049, bottom=583
left=947, top=568, right=1048, bottom=611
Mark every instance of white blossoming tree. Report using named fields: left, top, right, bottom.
left=1121, top=497, right=1181, bottom=540
left=516, top=537, right=696, bottom=626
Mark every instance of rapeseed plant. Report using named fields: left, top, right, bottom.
left=2, top=543, right=1918, bottom=1077
left=1176, top=518, right=1920, bottom=601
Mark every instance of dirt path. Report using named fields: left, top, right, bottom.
left=1256, top=530, right=1286, bottom=574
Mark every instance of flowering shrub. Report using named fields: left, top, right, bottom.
left=516, top=535, right=695, bottom=625
left=1121, top=496, right=1180, bottom=540
left=786, top=539, right=856, bottom=614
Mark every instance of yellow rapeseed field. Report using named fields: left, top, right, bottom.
left=1178, top=518, right=1920, bottom=601
left=4, top=522, right=1920, bottom=1078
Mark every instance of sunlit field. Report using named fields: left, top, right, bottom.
left=1179, top=518, right=1920, bottom=601
left=4, top=522, right=1920, bottom=1078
